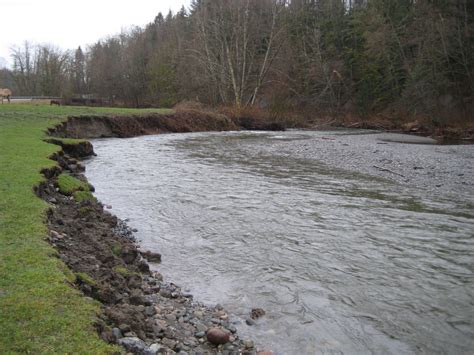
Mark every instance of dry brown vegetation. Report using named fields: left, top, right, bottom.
left=1, top=1, right=472, bottom=139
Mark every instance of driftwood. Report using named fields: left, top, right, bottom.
left=373, top=165, right=405, bottom=178
left=0, top=88, right=12, bottom=104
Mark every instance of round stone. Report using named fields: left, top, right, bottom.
left=206, top=327, right=230, bottom=345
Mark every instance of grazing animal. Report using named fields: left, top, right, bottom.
left=0, top=88, right=12, bottom=104
left=50, top=99, right=61, bottom=106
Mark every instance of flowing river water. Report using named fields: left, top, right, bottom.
left=85, top=130, right=474, bottom=354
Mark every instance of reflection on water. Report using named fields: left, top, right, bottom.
left=86, top=131, right=474, bottom=354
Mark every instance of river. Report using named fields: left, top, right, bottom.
left=85, top=130, right=474, bottom=354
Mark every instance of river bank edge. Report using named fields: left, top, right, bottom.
left=37, top=110, right=471, bottom=354
left=41, top=115, right=274, bottom=354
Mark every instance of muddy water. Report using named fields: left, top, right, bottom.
left=85, top=131, right=474, bottom=354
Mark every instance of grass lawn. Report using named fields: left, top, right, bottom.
left=0, top=104, right=171, bottom=353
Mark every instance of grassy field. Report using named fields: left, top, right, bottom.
left=0, top=104, right=171, bottom=353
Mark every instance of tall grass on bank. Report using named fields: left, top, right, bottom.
left=0, top=104, right=169, bottom=353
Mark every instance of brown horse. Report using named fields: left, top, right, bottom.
left=0, top=88, right=12, bottom=104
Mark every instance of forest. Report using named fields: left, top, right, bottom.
left=1, top=0, right=472, bottom=124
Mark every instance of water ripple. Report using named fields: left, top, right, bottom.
left=86, top=131, right=474, bottom=354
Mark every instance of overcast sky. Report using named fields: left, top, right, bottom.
left=0, top=0, right=191, bottom=68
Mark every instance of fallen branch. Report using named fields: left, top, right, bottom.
left=373, top=165, right=405, bottom=178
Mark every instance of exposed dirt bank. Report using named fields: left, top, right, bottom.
left=49, top=109, right=284, bottom=139
left=38, top=143, right=264, bottom=354
left=45, top=138, right=95, bottom=158
left=314, top=115, right=474, bottom=143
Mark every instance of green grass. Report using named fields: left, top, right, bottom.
left=0, top=103, right=170, bottom=353
left=111, top=243, right=122, bottom=256
left=114, top=266, right=139, bottom=278
left=57, top=174, right=97, bottom=203
left=75, top=272, right=98, bottom=288
left=73, top=190, right=97, bottom=203
left=57, top=173, right=90, bottom=195
left=50, top=137, right=89, bottom=145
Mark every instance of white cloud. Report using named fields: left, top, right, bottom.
left=0, top=0, right=190, bottom=67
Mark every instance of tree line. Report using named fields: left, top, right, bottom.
left=1, top=0, right=472, bottom=121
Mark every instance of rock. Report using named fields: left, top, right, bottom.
left=117, top=337, right=147, bottom=353
left=159, top=289, right=172, bottom=298
left=142, top=250, right=162, bottom=263
left=195, top=331, right=205, bottom=338
left=165, top=313, right=177, bottom=321
left=144, top=306, right=156, bottom=317
left=138, top=260, right=150, bottom=273
left=243, top=339, right=255, bottom=348
left=227, top=325, right=237, bottom=333
left=50, top=230, right=63, bottom=240
left=127, top=275, right=143, bottom=289
left=111, top=327, right=123, bottom=340
left=144, top=343, right=161, bottom=355
left=206, top=327, right=230, bottom=345
left=130, top=289, right=150, bottom=305
left=153, top=272, right=164, bottom=281
left=218, top=312, right=228, bottom=320
left=118, top=324, right=131, bottom=333
left=224, top=343, right=235, bottom=351
left=121, top=245, right=139, bottom=264
left=161, top=337, right=177, bottom=349
left=195, top=322, right=207, bottom=333
left=245, top=318, right=256, bottom=326
left=251, top=308, right=266, bottom=319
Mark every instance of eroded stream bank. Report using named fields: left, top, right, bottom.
left=85, top=130, right=474, bottom=354
left=39, top=140, right=264, bottom=354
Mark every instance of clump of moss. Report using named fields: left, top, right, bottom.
left=78, top=206, right=95, bottom=216
left=57, top=138, right=88, bottom=145
left=114, top=266, right=138, bottom=278
left=75, top=272, right=97, bottom=287
left=111, top=243, right=122, bottom=256
left=57, top=174, right=89, bottom=195
left=57, top=174, right=96, bottom=203
left=73, top=191, right=96, bottom=203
